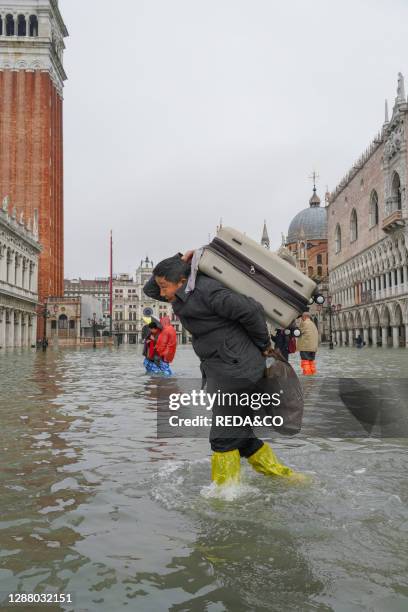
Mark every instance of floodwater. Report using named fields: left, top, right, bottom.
left=0, top=345, right=407, bottom=611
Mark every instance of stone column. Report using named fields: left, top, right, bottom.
left=14, top=254, right=18, bottom=285
left=0, top=308, right=5, bottom=348
left=363, top=328, right=369, bottom=346
left=405, top=324, right=408, bottom=348
left=21, top=260, right=26, bottom=290
left=20, top=314, right=25, bottom=347
left=348, top=329, right=354, bottom=346
left=15, top=310, right=22, bottom=347
left=372, top=327, right=378, bottom=347
left=6, top=308, right=13, bottom=347
left=381, top=326, right=388, bottom=348
left=31, top=314, right=37, bottom=347
left=0, top=248, right=5, bottom=281
left=342, top=330, right=347, bottom=345
left=28, top=262, right=33, bottom=291
left=33, top=263, right=38, bottom=293
left=23, top=314, right=30, bottom=347
left=392, top=326, right=400, bottom=348
left=336, top=330, right=342, bottom=345
left=17, top=255, right=23, bottom=287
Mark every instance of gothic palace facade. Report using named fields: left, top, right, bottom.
left=328, top=73, right=408, bottom=348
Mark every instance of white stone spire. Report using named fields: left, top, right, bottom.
left=261, top=220, right=270, bottom=249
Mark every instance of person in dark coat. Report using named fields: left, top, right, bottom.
left=271, top=328, right=290, bottom=361
left=355, top=334, right=364, bottom=349
left=143, top=252, right=297, bottom=486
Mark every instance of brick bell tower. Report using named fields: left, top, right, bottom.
left=0, top=0, right=68, bottom=337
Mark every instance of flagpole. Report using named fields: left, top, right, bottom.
left=109, top=230, right=113, bottom=337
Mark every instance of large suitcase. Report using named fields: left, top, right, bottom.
left=198, top=227, right=317, bottom=329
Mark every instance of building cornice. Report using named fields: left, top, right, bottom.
left=0, top=38, right=67, bottom=94
left=329, top=131, right=384, bottom=204
left=0, top=283, right=39, bottom=306
left=0, top=210, right=41, bottom=252
left=330, top=76, right=408, bottom=205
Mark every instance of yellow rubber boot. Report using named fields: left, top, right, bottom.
left=248, top=443, right=311, bottom=483
left=248, top=443, right=294, bottom=477
left=211, top=449, right=241, bottom=486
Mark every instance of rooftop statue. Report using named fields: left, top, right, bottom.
left=397, top=72, right=405, bottom=100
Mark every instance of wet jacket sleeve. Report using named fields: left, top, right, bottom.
left=142, top=253, right=182, bottom=302
left=156, top=327, right=177, bottom=362
left=206, top=285, right=271, bottom=351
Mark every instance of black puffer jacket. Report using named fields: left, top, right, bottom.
left=143, top=261, right=270, bottom=383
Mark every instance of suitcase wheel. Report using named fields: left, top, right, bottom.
left=284, top=327, right=301, bottom=337
left=310, top=294, right=325, bottom=305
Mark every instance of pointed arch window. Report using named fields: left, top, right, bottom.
left=335, top=224, right=342, bottom=254
left=350, top=209, right=358, bottom=243
left=391, top=172, right=402, bottom=211
left=369, top=190, right=379, bottom=227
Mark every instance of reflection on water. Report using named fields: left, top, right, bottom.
left=0, top=345, right=407, bottom=611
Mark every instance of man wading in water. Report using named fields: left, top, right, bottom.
left=144, top=252, right=302, bottom=486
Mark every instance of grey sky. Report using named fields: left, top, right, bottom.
left=61, top=0, right=408, bottom=278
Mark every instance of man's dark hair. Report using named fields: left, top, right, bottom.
left=153, top=256, right=191, bottom=283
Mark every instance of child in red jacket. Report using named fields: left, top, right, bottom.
left=156, top=316, right=177, bottom=364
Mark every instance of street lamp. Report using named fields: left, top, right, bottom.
left=317, top=297, right=341, bottom=350
left=88, top=312, right=103, bottom=349
left=327, top=296, right=334, bottom=350
left=114, top=321, right=120, bottom=347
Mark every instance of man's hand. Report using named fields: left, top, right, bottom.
left=181, top=250, right=194, bottom=262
